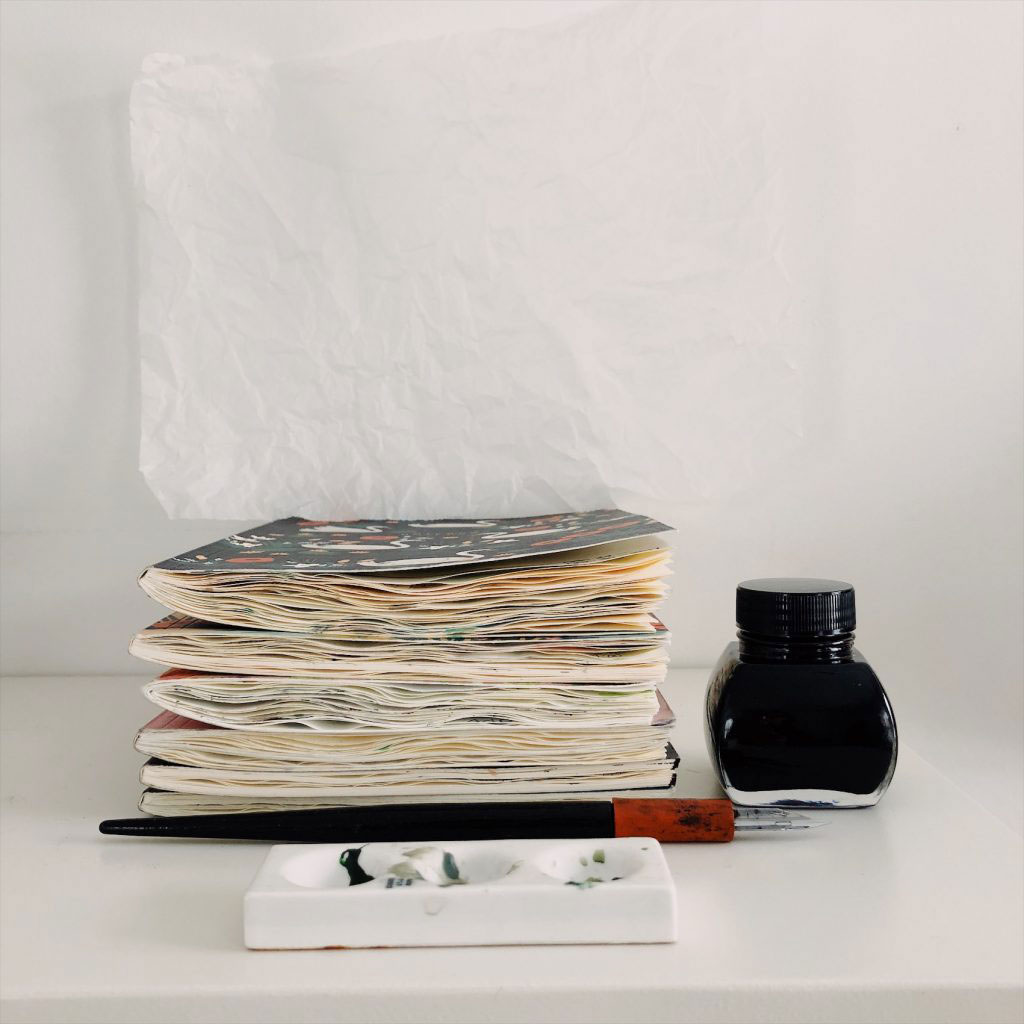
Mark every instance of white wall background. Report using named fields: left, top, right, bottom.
left=2, top=1, right=1022, bottom=830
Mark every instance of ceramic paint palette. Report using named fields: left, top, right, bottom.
left=244, top=838, right=676, bottom=949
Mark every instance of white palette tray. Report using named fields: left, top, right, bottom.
left=244, top=838, right=676, bottom=949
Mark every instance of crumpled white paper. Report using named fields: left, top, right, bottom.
left=131, top=2, right=795, bottom=520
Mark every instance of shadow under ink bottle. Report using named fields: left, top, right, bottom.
left=704, top=579, right=898, bottom=808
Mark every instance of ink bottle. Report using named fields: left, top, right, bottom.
left=704, top=579, right=897, bottom=808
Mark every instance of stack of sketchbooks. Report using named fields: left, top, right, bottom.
left=128, top=509, right=677, bottom=815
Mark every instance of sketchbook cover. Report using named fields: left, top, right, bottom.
left=151, top=509, right=671, bottom=574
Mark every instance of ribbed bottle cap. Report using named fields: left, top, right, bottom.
left=736, top=578, right=855, bottom=638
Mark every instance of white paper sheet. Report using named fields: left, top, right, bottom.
left=131, top=2, right=795, bottom=520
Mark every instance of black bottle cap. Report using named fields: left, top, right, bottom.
left=736, top=578, right=856, bottom=638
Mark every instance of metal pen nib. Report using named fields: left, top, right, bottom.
left=733, top=807, right=826, bottom=832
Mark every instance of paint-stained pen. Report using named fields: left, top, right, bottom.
left=99, top=798, right=822, bottom=843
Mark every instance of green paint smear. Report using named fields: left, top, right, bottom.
left=442, top=851, right=461, bottom=881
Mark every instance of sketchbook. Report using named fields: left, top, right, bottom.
left=131, top=616, right=670, bottom=683
left=135, top=705, right=674, bottom=763
left=138, top=511, right=672, bottom=637
left=138, top=785, right=684, bottom=816
left=139, top=757, right=678, bottom=798
left=141, top=670, right=669, bottom=731
left=134, top=700, right=677, bottom=802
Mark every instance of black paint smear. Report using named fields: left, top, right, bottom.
left=339, top=847, right=374, bottom=886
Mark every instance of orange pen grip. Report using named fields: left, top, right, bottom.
left=612, top=798, right=735, bottom=842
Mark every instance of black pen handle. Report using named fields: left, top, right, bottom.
left=99, top=800, right=616, bottom=843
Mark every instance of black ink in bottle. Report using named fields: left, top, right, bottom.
left=705, top=579, right=897, bottom=808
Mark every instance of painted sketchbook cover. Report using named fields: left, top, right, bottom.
left=153, top=509, right=672, bottom=574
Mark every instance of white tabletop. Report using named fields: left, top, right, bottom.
left=1, top=670, right=1022, bottom=1024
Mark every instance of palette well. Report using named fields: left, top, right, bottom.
left=244, top=838, right=677, bottom=949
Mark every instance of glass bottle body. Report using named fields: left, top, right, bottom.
left=704, top=641, right=897, bottom=808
